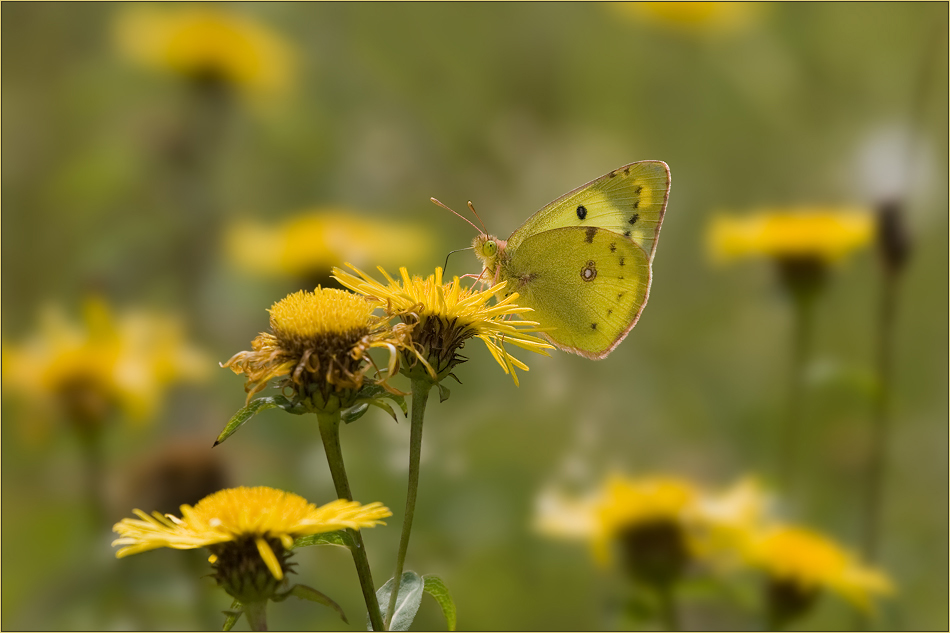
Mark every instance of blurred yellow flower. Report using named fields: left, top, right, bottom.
left=744, top=525, right=893, bottom=614
left=226, top=211, right=435, bottom=280
left=708, top=209, right=874, bottom=264
left=692, top=477, right=773, bottom=561
left=2, top=298, right=207, bottom=438
left=536, top=475, right=772, bottom=579
left=610, top=2, right=761, bottom=35
left=113, top=486, right=390, bottom=602
left=114, top=6, right=295, bottom=97
left=223, top=287, right=412, bottom=407
left=333, top=265, right=553, bottom=385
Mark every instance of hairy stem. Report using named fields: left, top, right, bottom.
left=862, top=269, right=899, bottom=561
left=317, top=412, right=385, bottom=632
left=242, top=600, right=268, bottom=632
left=385, top=377, right=433, bottom=629
left=777, top=291, right=815, bottom=492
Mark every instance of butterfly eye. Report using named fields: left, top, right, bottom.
left=483, top=241, right=497, bottom=256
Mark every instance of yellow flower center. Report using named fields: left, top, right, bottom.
left=268, top=288, right=374, bottom=342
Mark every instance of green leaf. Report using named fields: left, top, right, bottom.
left=276, top=396, right=309, bottom=415
left=355, top=383, right=387, bottom=400
left=214, top=397, right=288, bottom=446
left=288, top=584, right=348, bottom=623
left=436, top=382, right=451, bottom=403
left=361, top=384, right=407, bottom=414
left=343, top=389, right=407, bottom=424
left=221, top=599, right=243, bottom=631
left=372, top=571, right=423, bottom=631
left=342, top=403, right=370, bottom=423
left=292, top=530, right=354, bottom=550
left=422, top=574, right=457, bottom=631
left=388, top=392, right=409, bottom=416
left=368, top=399, right=399, bottom=422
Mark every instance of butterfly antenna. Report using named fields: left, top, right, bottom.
left=467, top=201, right=488, bottom=233
left=443, top=246, right=474, bottom=275
left=431, top=197, right=482, bottom=234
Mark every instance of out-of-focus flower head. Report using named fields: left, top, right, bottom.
left=123, top=438, right=231, bottom=517
left=743, top=525, right=893, bottom=625
left=708, top=208, right=874, bottom=300
left=333, top=265, right=553, bottom=386
left=535, top=474, right=771, bottom=588
left=693, top=477, right=774, bottom=561
left=227, top=210, right=435, bottom=284
left=114, top=5, right=295, bottom=98
left=708, top=208, right=874, bottom=264
left=2, top=298, right=208, bottom=440
left=113, top=486, right=390, bottom=605
left=609, top=2, right=762, bottom=35
left=222, top=287, right=413, bottom=411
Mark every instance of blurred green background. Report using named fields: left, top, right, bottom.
left=2, top=2, right=947, bottom=630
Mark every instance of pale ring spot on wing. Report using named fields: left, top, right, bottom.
left=581, top=260, right=597, bottom=282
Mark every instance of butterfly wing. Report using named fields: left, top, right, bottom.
left=506, top=160, right=670, bottom=261
left=499, top=226, right=652, bottom=359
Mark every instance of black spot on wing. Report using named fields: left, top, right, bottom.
left=623, top=230, right=631, bottom=237
left=619, top=257, right=625, bottom=266
left=623, top=167, right=630, bottom=175
left=585, top=226, right=597, bottom=243
left=576, top=205, right=587, bottom=220
left=629, top=213, right=639, bottom=225
left=609, top=243, right=616, bottom=253
left=591, top=322, right=597, bottom=330
left=635, top=185, right=643, bottom=194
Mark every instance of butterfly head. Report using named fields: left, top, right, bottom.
left=473, top=234, right=506, bottom=279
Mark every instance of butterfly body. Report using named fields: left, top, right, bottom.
left=473, top=160, right=670, bottom=360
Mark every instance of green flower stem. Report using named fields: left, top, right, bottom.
left=777, top=289, right=816, bottom=491
left=385, top=377, right=433, bottom=630
left=77, top=424, right=106, bottom=528
left=243, top=600, right=269, bottom=632
left=656, top=583, right=680, bottom=631
left=317, top=412, right=385, bottom=632
left=862, top=268, right=899, bottom=562
left=165, top=77, right=233, bottom=322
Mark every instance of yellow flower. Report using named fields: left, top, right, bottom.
left=536, top=475, right=773, bottom=588
left=536, top=475, right=701, bottom=589
left=222, top=287, right=411, bottom=408
left=332, top=265, right=553, bottom=385
left=609, top=2, right=761, bottom=35
left=693, top=477, right=773, bottom=562
left=744, top=525, right=893, bottom=615
left=589, top=476, right=700, bottom=569
left=113, top=486, right=390, bottom=602
left=708, top=209, right=874, bottom=264
left=226, top=210, right=435, bottom=281
left=2, top=298, right=207, bottom=438
left=114, top=6, right=295, bottom=98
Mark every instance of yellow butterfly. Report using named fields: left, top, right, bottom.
left=471, top=161, right=670, bottom=359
